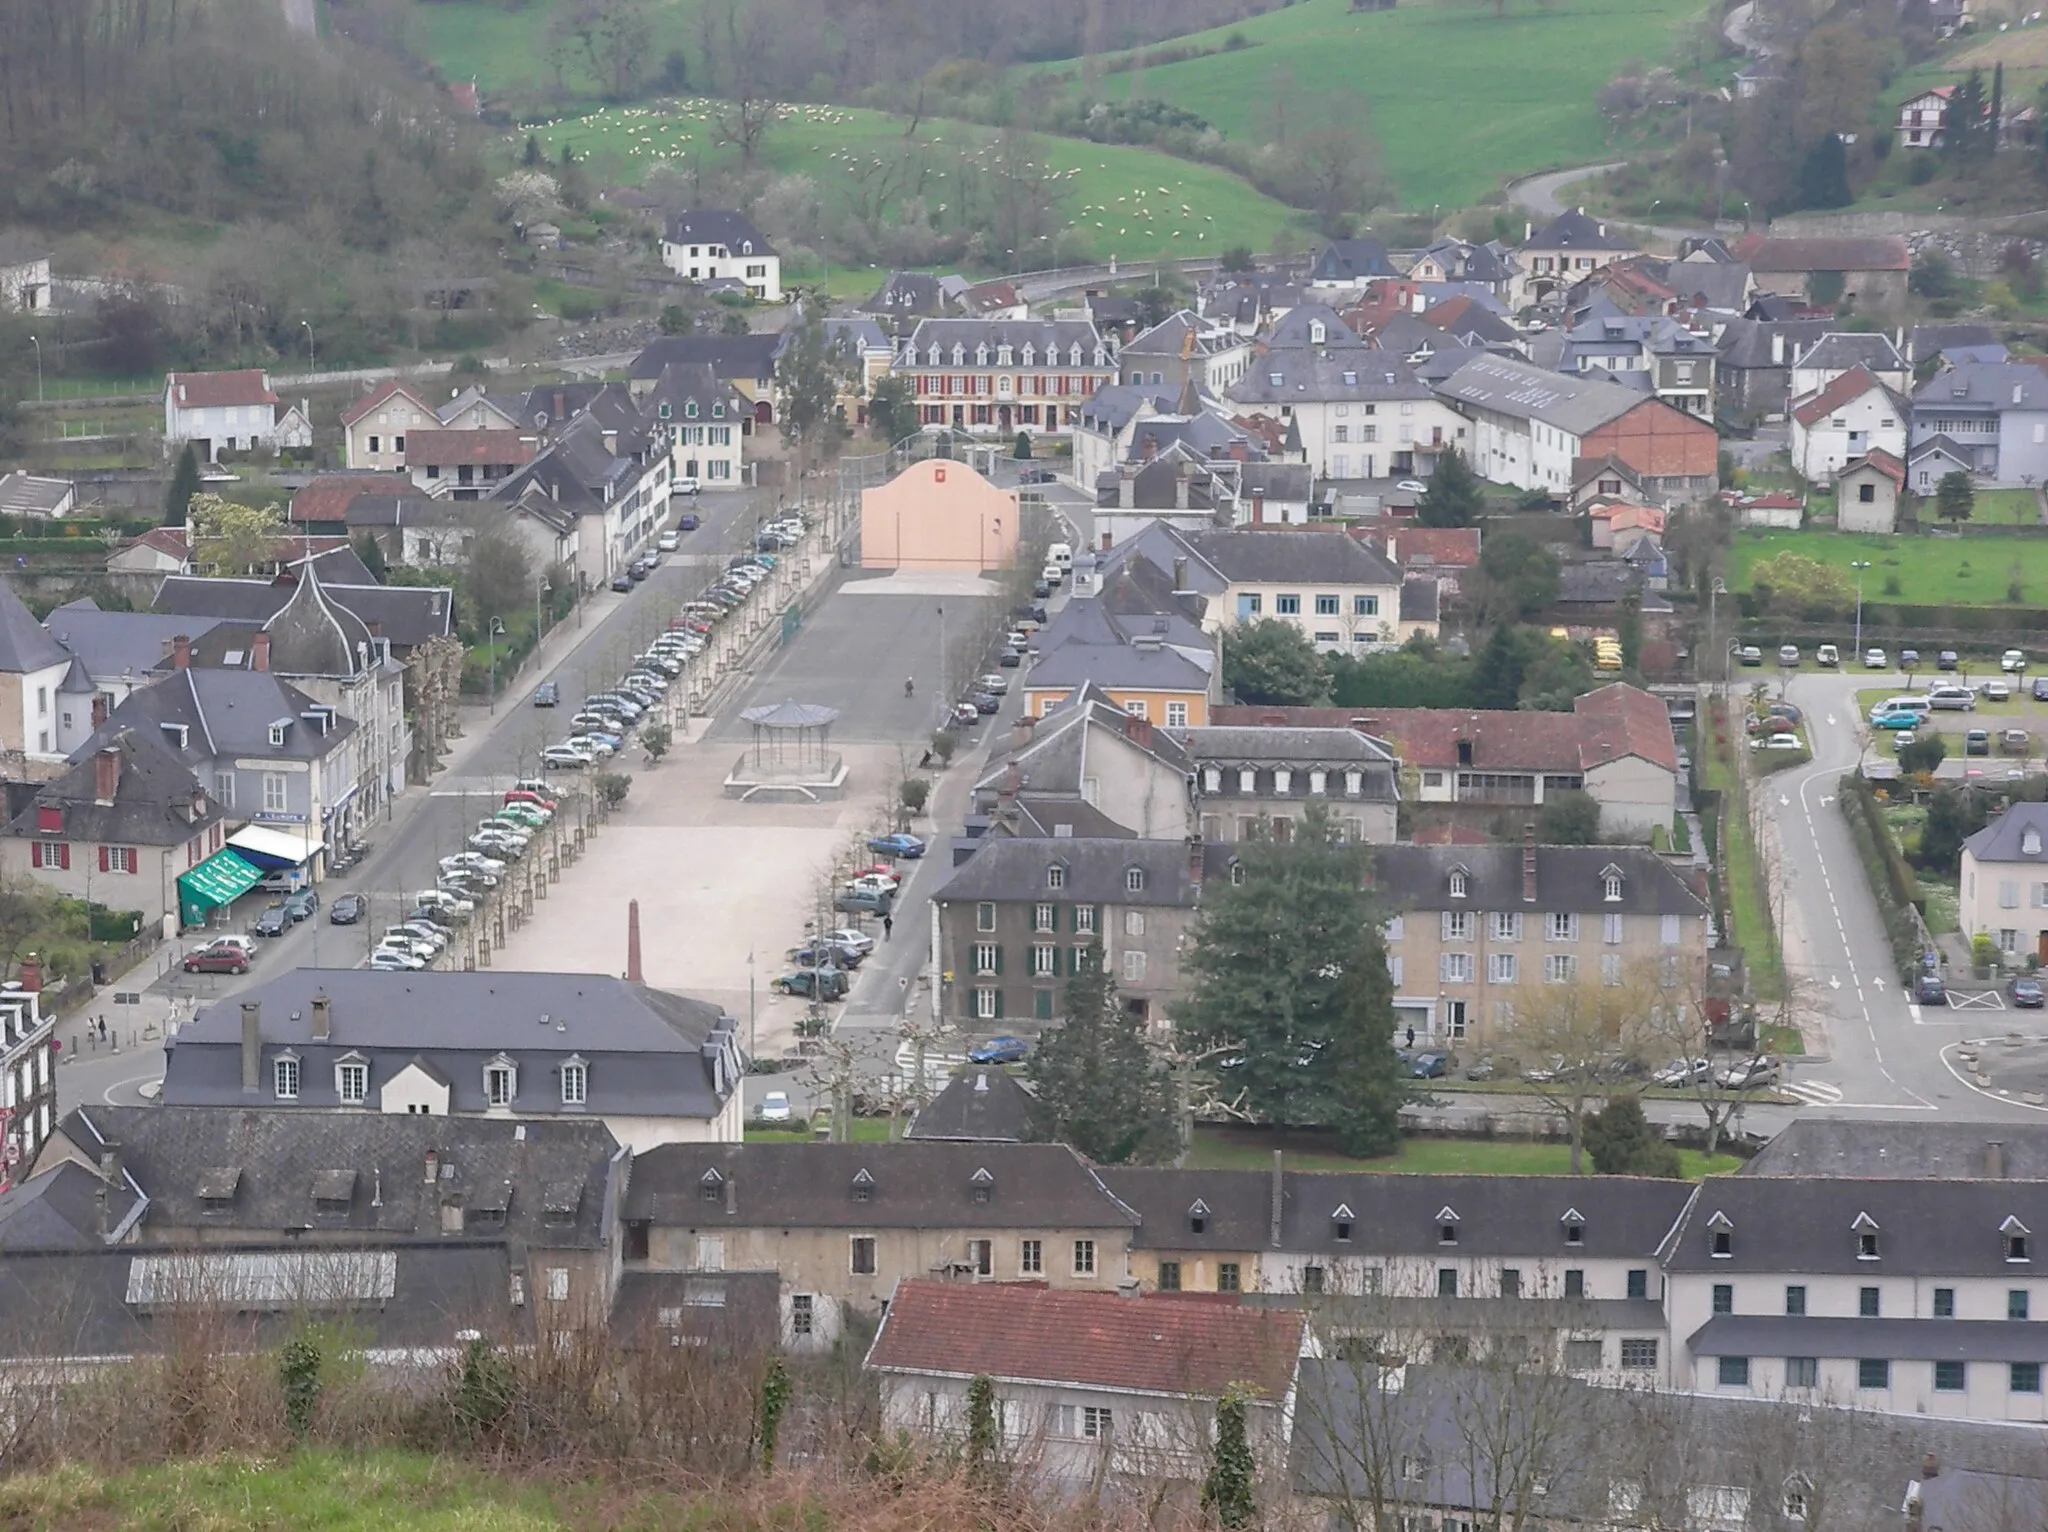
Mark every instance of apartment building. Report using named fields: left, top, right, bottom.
left=896, top=319, right=1117, bottom=436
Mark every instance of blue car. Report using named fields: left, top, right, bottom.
left=868, top=833, right=927, bottom=859
left=968, top=1035, right=1029, bottom=1064
left=1409, top=1052, right=1448, bottom=1079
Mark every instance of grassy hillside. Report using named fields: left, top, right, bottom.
left=527, top=101, right=1300, bottom=265
left=407, top=0, right=699, bottom=100
left=1019, top=0, right=1714, bottom=207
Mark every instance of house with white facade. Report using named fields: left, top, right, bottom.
left=339, top=380, right=439, bottom=472
left=1789, top=366, right=1907, bottom=485
left=1898, top=84, right=1954, bottom=149
left=1225, top=348, right=1466, bottom=482
left=0, top=582, right=87, bottom=771
left=1118, top=310, right=1253, bottom=397
left=1910, top=361, right=2048, bottom=484
left=1513, top=209, right=1642, bottom=308
left=0, top=236, right=51, bottom=312
left=163, top=371, right=288, bottom=463
left=658, top=211, right=781, bottom=301
left=1788, top=332, right=1909, bottom=400
left=1433, top=354, right=1642, bottom=494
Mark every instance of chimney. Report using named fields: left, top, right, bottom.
left=1251, top=491, right=1265, bottom=523
left=173, top=633, right=191, bottom=669
left=1174, top=473, right=1190, bottom=510
left=91, top=695, right=108, bottom=729
left=1597, top=222, right=1607, bottom=237
left=1522, top=823, right=1538, bottom=904
left=1525, top=221, right=1533, bottom=241
left=252, top=631, right=271, bottom=673
left=1770, top=332, right=1785, bottom=366
left=1008, top=715, right=1037, bottom=752
left=1986, top=1141, right=2006, bottom=1179
left=552, top=390, right=565, bottom=422
left=1187, top=835, right=1205, bottom=894
left=17, top=953, right=40, bottom=994
left=997, top=760, right=1023, bottom=802
left=424, top=1150, right=439, bottom=1184
left=241, top=1000, right=261, bottom=1092
left=311, top=989, right=332, bottom=1042
left=627, top=899, right=644, bottom=983
left=724, top=1173, right=738, bottom=1216
left=1172, top=556, right=1189, bottom=592
left=1923, top=1452, right=1940, bottom=1480
left=98, top=1141, right=121, bottom=1191
left=1268, top=1149, right=1285, bottom=1248
left=92, top=745, right=121, bottom=805
left=1122, top=713, right=1154, bottom=748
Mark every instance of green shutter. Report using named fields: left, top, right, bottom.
left=992, top=944, right=1003, bottom=975
left=1034, top=988, right=1054, bottom=1020
left=1055, top=903, right=1065, bottom=933
left=993, top=988, right=1004, bottom=1019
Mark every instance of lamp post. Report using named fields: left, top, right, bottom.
left=1851, top=560, right=1872, bottom=657
left=536, top=576, right=550, bottom=649
left=301, top=320, right=315, bottom=374
left=27, top=336, right=40, bottom=404
left=1708, top=577, right=1727, bottom=692
left=486, top=616, right=506, bottom=714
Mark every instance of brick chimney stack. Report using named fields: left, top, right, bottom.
left=173, top=633, right=191, bottom=669
left=252, top=631, right=271, bottom=672
left=92, top=745, right=121, bottom=805
left=311, top=989, right=332, bottom=1042
left=626, top=899, right=644, bottom=983
left=1522, top=823, right=1538, bottom=904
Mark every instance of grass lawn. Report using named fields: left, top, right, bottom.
left=1730, top=529, right=2048, bottom=608
left=746, top=1116, right=897, bottom=1143
left=523, top=100, right=1297, bottom=267
left=1017, top=0, right=1714, bottom=207
left=1702, top=702, right=1786, bottom=1002
left=1187, top=1125, right=1741, bottom=1177
left=1971, top=489, right=2045, bottom=528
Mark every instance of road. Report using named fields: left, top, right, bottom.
left=1752, top=669, right=2048, bottom=1122
left=1504, top=165, right=1710, bottom=249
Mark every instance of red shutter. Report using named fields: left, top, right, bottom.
left=98, top=846, right=108, bottom=872
left=59, top=843, right=70, bottom=870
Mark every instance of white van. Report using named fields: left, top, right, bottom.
left=1043, top=563, right=1065, bottom=587
left=1048, top=542, right=1073, bottom=569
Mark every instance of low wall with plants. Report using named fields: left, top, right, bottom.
left=1839, top=774, right=1928, bottom=982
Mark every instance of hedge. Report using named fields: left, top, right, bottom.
left=1840, top=775, right=1925, bottom=981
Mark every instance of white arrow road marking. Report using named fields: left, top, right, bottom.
left=1829, top=976, right=1841, bottom=990
left=1873, top=976, right=1887, bottom=992
left=1780, top=795, right=1791, bottom=807
left=1826, top=715, right=1836, bottom=726
left=1820, top=795, right=1834, bottom=806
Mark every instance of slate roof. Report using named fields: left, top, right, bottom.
left=1264, top=302, right=1362, bottom=350
left=1667, top=262, right=1752, bottom=312
left=1275, top=1170, right=1691, bottom=1258
left=1309, top=237, right=1398, bottom=282
left=1661, top=1175, right=2048, bottom=1276
left=1961, top=800, right=2048, bottom=863
left=934, top=835, right=1215, bottom=907
left=1400, top=577, right=1441, bottom=623
left=1176, top=724, right=1399, bottom=777
left=860, top=270, right=949, bottom=317
left=1228, top=346, right=1430, bottom=407
left=1796, top=331, right=1906, bottom=376
left=974, top=684, right=1195, bottom=799
left=1523, top=209, right=1637, bottom=253
left=80, top=667, right=355, bottom=766
left=166, top=370, right=277, bottom=409
left=1182, top=528, right=1399, bottom=586
left=1713, top=317, right=1832, bottom=370
left=1434, top=354, right=1642, bottom=434
left=45, top=605, right=222, bottom=688
left=900, top=318, right=1108, bottom=359
left=0, top=1162, right=140, bottom=1251
left=1369, top=843, right=1707, bottom=916
left=624, top=1141, right=1136, bottom=1229
left=1910, top=323, right=1998, bottom=364
left=1002, top=797, right=1138, bottom=840
left=1425, top=297, right=1521, bottom=349
left=1124, top=310, right=1235, bottom=357
left=627, top=333, right=785, bottom=385
left=1915, top=360, right=2048, bottom=413
left=2, top=726, right=219, bottom=849
left=160, top=969, right=739, bottom=1123
left=261, top=558, right=373, bottom=677
left=0, top=579, right=70, bottom=674
left=151, top=560, right=451, bottom=657
left=1239, top=461, right=1314, bottom=502
left=1025, top=638, right=1211, bottom=694
left=905, top=1067, right=1048, bottom=1142
left=1687, top=1313, right=2048, bottom=1365
left=1741, top=1119, right=2048, bottom=1180
left=1417, top=238, right=1513, bottom=285
left=0, top=234, right=51, bottom=267
left=1100, top=1167, right=1274, bottom=1253
left=49, top=1105, right=618, bottom=1248
left=0, top=472, right=75, bottom=517
left=1790, top=365, right=1904, bottom=428
left=1078, top=383, right=1178, bottom=435
left=662, top=209, right=775, bottom=255
left=868, top=1279, right=1303, bottom=1400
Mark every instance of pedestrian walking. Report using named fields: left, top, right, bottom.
left=883, top=913, right=894, bottom=942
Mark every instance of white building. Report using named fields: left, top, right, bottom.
left=0, top=236, right=51, bottom=313
left=1433, top=354, right=1643, bottom=494
left=1788, top=366, right=1906, bottom=485
left=162, top=370, right=286, bottom=462
left=1225, top=347, right=1468, bottom=482
left=659, top=211, right=781, bottom=301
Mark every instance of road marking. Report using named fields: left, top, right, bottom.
left=1939, top=1042, right=2048, bottom=1113
left=1780, top=1080, right=1845, bottom=1105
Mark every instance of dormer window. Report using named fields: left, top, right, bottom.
left=1332, top=1204, right=1354, bottom=1242
left=1022, top=345, right=1036, bottom=365
left=1602, top=870, right=1624, bottom=902
left=685, top=400, right=698, bottom=418
left=1269, top=372, right=1283, bottom=387
left=1047, top=864, right=1066, bottom=890
left=1448, top=869, right=1469, bottom=899
left=268, top=722, right=288, bottom=747
left=2005, top=1216, right=2032, bottom=1261
left=1125, top=866, right=1145, bottom=893
left=1562, top=1209, right=1585, bottom=1246
left=712, top=401, right=724, bottom=417
left=852, top=1167, right=875, bottom=1203
left=975, top=345, right=989, bottom=366
left=971, top=1166, right=994, bottom=1204
left=335, top=1053, right=369, bottom=1106
left=560, top=1055, right=588, bottom=1106
left=699, top=1168, right=725, bottom=1203
left=1310, top=320, right=1326, bottom=344
left=1093, top=346, right=1107, bottom=365
left=658, top=401, right=672, bottom=420
left=997, top=346, right=1012, bottom=365
left=1853, top=1211, right=1880, bottom=1260
left=1708, top=1210, right=1733, bottom=1258
left=1437, top=1207, right=1460, bottom=1245
left=1189, top=1199, right=1210, bottom=1236
left=2027, top=828, right=2044, bottom=857
left=927, top=345, right=941, bottom=365
left=1069, top=343, right=1082, bottom=365
left=484, top=1055, right=517, bottom=1106
left=951, top=344, right=966, bottom=365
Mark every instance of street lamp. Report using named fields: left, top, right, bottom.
left=1850, top=560, right=1872, bottom=656
left=486, top=616, right=507, bottom=713
left=301, top=320, right=315, bottom=374
left=1708, top=577, right=1727, bottom=691
left=536, top=577, right=550, bottom=648
left=27, top=336, right=40, bottom=404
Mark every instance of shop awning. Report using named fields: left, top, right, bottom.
left=226, top=825, right=323, bottom=870
left=176, top=850, right=261, bottom=927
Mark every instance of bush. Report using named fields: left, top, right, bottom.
left=899, top=778, right=931, bottom=815
left=1840, top=777, right=1925, bottom=980
left=594, top=772, right=631, bottom=808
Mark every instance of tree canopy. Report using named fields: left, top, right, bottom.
left=1223, top=619, right=1333, bottom=707
left=1416, top=446, right=1485, bottom=529
left=1025, top=942, right=1178, bottom=1163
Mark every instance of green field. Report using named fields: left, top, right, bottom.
left=1187, top=1126, right=1741, bottom=1178
left=409, top=0, right=700, bottom=102
left=1019, top=0, right=1713, bottom=207
left=1972, top=489, right=2044, bottom=528
left=525, top=100, right=1298, bottom=265
left=1731, top=529, right=2048, bottom=608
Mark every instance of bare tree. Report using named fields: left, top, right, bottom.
left=1503, top=968, right=1651, bottom=1173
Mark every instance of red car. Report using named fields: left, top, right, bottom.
left=183, top=944, right=250, bottom=975
left=504, top=790, right=558, bottom=812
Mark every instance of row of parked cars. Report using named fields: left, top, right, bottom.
left=1742, top=644, right=2034, bottom=674
left=770, top=832, right=929, bottom=1000
left=371, top=783, right=564, bottom=972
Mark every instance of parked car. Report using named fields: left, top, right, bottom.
left=328, top=893, right=367, bottom=925
left=1987, top=680, right=2013, bottom=701
left=997, top=647, right=1023, bottom=668
left=951, top=702, right=981, bottom=727
left=969, top=690, right=1001, bottom=714
left=789, top=944, right=862, bottom=970
left=251, top=905, right=288, bottom=938
left=868, top=833, right=927, bottom=859
left=541, top=744, right=591, bottom=769
left=183, top=944, right=250, bottom=975
left=978, top=673, right=1010, bottom=695
left=534, top=681, right=559, bottom=708
left=1891, top=730, right=1917, bottom=751
left=1409, top=1051, right=1448, bottom=1079
left=827, top=927, right=876, bottom=956
left=2005, top=649, right=2029, bottom=672
left=968, top=1034, right=1029, bottom=1064
left=2003, top=728, right=2032, bottom=754
left=1752, top=732, right=1801, bottom=751
left=773, top=968, right=848, bottom=1000
left=1654, top=1057, right=1712, bottom=1088
left=1864, top=647, right=1888, bottom=669
left=1901, top=649, right=1920, bottom=670
left=1916, top=972, right=1949, bottom=1006
left=1736, top=645, right=1762, bottom=667
left=844, top=873, right=899, bottom=898
left=834, top=887, right=893, bottom=915
left=677, top=513, right=700, bottom=531
left=2034, top=677, right=2048, bottom=702
left=281, top=887, right=319, bottom=923
left=1967, top=728, right=1992, bottom=756
left=673, top=475, right=701, bottom=496
left=1717, top=1055, right=1781, bottom=1090
left=1938, top=650, right=1960, bottom=671
left=1816, top=644, right=1840, bottom=667
left=759, top=1090, right=792, bottom=1122
left=1871, top=710, right=1919, bottom=731
left=2014, top=976, right=2046, bottom=1009
left=1927, top=685, right=1976, bottom=711
left=610, top=573, right=633, bottom=592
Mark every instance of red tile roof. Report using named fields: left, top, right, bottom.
left=1212, top=683, right=1677, bottom=774
left=1733, top=234, right=1910, bottom=274
left=1842, top=446, right=1906, bottom=488
left=1589, top=503, right=1666, bottom=534
left=166, top=370, right=277, bottom=409
left=288, top=473, right=426, bottom=522
left=339, top=379, right=435, bottom=428
left=402, top=429, right=536, bottom=466
left=1791, top=365, right=1895, bottom=428
left=121, top=527, right=190, bottom=560
left=866, top=1281, right=1302, bottom=1401
left=1721, top=490, right=1805, bottom=511
left=1350, top=522, right=1481, bottom=570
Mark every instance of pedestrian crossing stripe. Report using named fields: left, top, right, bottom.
left=1780, top=1080, right=1845, bottom=1105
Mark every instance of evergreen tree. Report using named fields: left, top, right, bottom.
left=1947, top=70, right=1988, bottom=163
left=1472, top=623, right=1525, bottom=710
left=1202, top=1385, right=1258, bottom=1529
left=1796, top=132, right=1852, bottom=210
left=1025, top=942, right=1178, bottom=1163
left=352, top=533, right=388, bottom=583
left=1993, top=62, right=2006, bottom=155
left=1415, top=445, right=1484, bottom=528
left=1179, top=802, right=1408, bottom=1147
left=1223, top=618, right=1334, bottom=706
left=1582, top=1095, right=1683, bottom=1178
left=164, top=442, right=201, bottom=527
left=1936, top=470, right=1975, bottom=526
left=1536, top=789, right=1601, bottom=845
